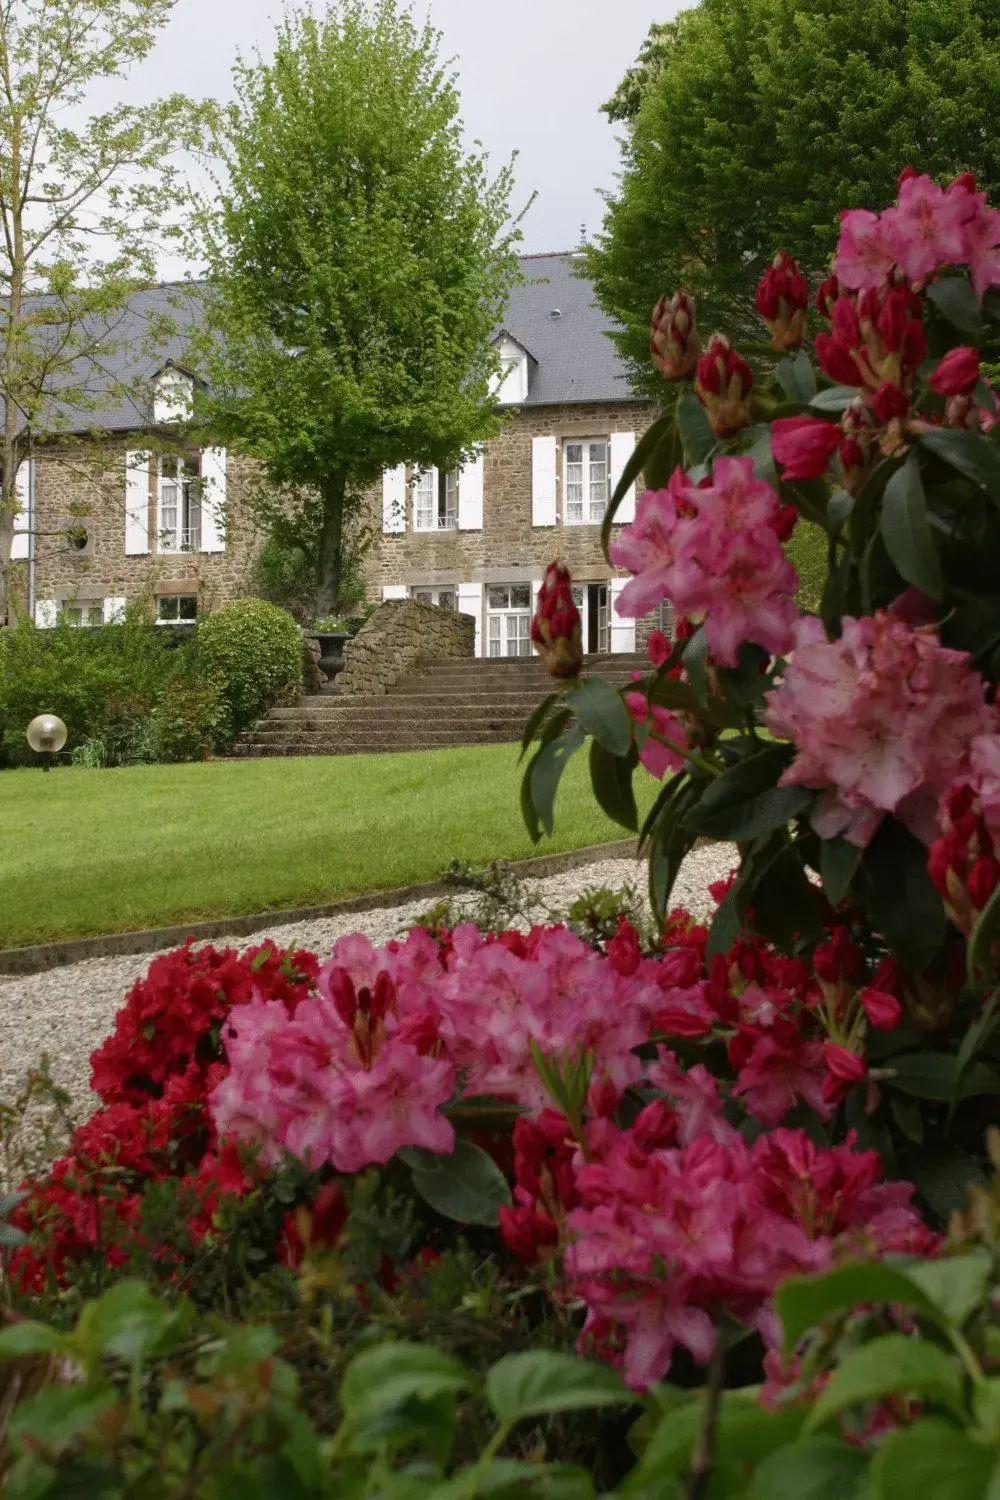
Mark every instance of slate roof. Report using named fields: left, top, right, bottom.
left=33, top=253, right=635, bottom=435
left=501, top=253, right=633, bottom=407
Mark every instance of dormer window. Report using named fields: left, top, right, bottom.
left=493, top=334, right=532, bottom=405
left=153, top=365, right=194, bottom=423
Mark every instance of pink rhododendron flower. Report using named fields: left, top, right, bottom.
left=625, top=690, right=688, bottom=779
left=765, top=613, right=994, bottom=847
left=835, top=209, right=897, bottom=291
left=948, top=175, right=1000, bottom=300
left=611, top=458, right=800, bottom=668
left=731, top=1029, right=830, bottom=1127
left=884, top=172, right=969, bottom=282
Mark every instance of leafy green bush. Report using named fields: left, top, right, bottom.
left=0, top=611, right=173, bottom=766
left=195, top=598, right=302, bottom=739
left=148, top=674, right=227, bottom=763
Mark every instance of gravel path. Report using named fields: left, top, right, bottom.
left=0, top=843, right=736, bottom=1133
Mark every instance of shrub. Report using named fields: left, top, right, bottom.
left=0, top=609, right=172, bottom=765
left=196, top=598, right=301, bottom=738
left=148, top=673, right=227, bottom=762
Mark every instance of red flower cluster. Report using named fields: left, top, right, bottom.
left=756, top=251, right=810, bottom=352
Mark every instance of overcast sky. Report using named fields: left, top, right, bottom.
left=91, top=0, right=683, bottom=274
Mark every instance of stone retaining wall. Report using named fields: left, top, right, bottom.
left=337, top=598, right=474, bottom=697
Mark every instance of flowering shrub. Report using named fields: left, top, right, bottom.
left=522, top=166, right=1000, bottom=1245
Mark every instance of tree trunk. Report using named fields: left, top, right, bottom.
left=313, top=471, right=348, bottom=619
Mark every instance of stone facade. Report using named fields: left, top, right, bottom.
left=11, top=439, right=265, bottom=624
left=338, top=599, right=474, bottom=697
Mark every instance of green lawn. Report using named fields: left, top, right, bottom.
left=2, top=746, right=651, bottom=949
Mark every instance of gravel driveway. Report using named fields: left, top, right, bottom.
left=0, top=843, right=736, bottom=1133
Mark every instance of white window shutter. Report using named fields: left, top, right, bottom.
left=382, top=466, right=407, bottom=533
left=103, top=596, right=127, bottom=624
left=11, top=460, right=31, bottom=560
left=609, top=577, right=636, bottom=654
left=609, top=432, right=637, bottom=525
left=457, top=581, right=483, bottom=657
left=200, top=447, right=227, bottom=553
left=125, top=451, right=151, bottom=555
left=458, top=452, right=484, bottom=530
left=382, top=584, right=408, bottom=601
left=34, top=599, right=57, bottom=628
left=531, top=436, right=557, bottom=527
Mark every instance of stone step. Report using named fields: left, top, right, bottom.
left=234, top=733, right=522, bottom=758
left=244, top=721, right=527, bottom=744
left=267, top=697, right=555, bottom=722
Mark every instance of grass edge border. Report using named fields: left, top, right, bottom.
left=0, top=839, right=642, bottom=977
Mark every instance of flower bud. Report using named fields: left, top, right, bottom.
left=695, top=334, right=754, bottom=439
left=650, top=290, right=701, bottom=380
left=930, top=346, right=980, bottom=399
left=531, top=562, right=583, bottom=680
left=821, top=1042, right=867, bottom=1106
left=859, top=987, right=903, bottom=1032
left=755, top=251, right=810, bottom=351
left=815, top=273, right=842, bottom=324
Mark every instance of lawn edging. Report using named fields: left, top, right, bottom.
left=0, top=839, right=640, bottom=977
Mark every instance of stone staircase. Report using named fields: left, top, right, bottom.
left=232, top=653, right=650, bottom=758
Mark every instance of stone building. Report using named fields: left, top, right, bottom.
left=370, top=252, right=659, bottom=657
left=11, top=255, right=659, bottom=653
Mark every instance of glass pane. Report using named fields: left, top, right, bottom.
left=158, top=598, right=178, bottom=621
left=437, top=591, right=455, bottom=611
left=488, top=615, right=501, bottom=639
left=510, top=584, right=531, bottom=609
left=572, top=585, right=584, bottom=606
left=87, top=604, right=103, bottom=627
left=565, top=443, right=583, bottom=464
left=413, top=590, right=432, bottom=605
left=414, top=471, right=435, bottom=530
left=178, top=596, right=197, bottom=621
left=441, top=471, right=458, bottom=527
left=488, top=585, right=509, bottom=609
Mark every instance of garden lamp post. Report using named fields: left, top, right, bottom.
left=26, top=713, right=67, bottom=771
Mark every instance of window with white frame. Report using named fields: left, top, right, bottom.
left=157, top=454, right=202, bottom=552
left=486, top=582, right=532, bottom=658
left=157, top=595, right=198, bottom=624
left=411, top=587, right=457, bottom=611
left=59, top=600, right=104, bottom=628
left=413, top=469, right=459, bottom=531
left=563, top=439, right=610, bottom=524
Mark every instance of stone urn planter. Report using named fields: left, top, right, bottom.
left=313, top=630, right=351, bottom=685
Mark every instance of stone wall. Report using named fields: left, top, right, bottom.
left=23, top=440, right=265, bottom=618
left=338, top=599, right=474, bottom=697
left=364, top=400, right=655, bottom=592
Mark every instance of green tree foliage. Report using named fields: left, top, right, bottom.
left=0, top=0, right=214, bottom=623
left=195, top=1, right=522, bottom=617
left=588, top=0, right=1000, bottom=399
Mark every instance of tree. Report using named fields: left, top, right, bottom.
left=0, top=0, right=213, bottom=624
left=195, top=0, right=522, bottom=618
left=587, top=0, right=1000, bottom=400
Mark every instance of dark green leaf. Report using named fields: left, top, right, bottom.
left=686, top=786, right=813, bottom=842
left=820, top=837, right=862, bottom=908
left=676, top=386, right=716, bottom=465
left=870, top=1418, right=994, bottom=1500
left=748, top=1437, right=869, bottom=1500
left=0, top=1322, right=69, bottom=1358
left=889, top=1091, right=924, bottom=1144
left=809, top=385, right=858, bottom=412
left=486, top=1352, right=633, bottom=1425
left=520, top=691, right=562, bottom=759
left=638, top=768, right=687, bottom=852
left=404, top=1139, right=512, bottom=1226
left=681, top=624, right=710, bottom=704
left=804, top=1336, right=964, bottom=1432
left=684, top=744, right=793, bottom=818
left=969, top=879, right=1000, bottom=981
left=952, top=994, right=1000, bottom=1119
left=927, top=277, right=983, bottom=338
left=881, top=455, right=943, bottom=600
left=529, top=724, right=586, bottom=837
left=7, top=1384, right=118, bottom=1458
left=779, top=1263, right=949, bottom=1352
left=83, top=1280, right=176, bottom=1363
left=864, top=818, right=946, bottom=973
left=828, top=488, right=855, bottom=534
left=904, top=1253, right=992, bottom=1327
left=601, top=413, right=674, bottom=556
left=589, top=738, right=639, bottom=832
left=648, top=783, right=700, bottom=920
left=707, top=872, right=742, bottom=958
left=571, top=677, right=632, bottom=756
left=776, top=351, right=816, bottom=405
left=630, top=1395, right=803, bottom=1497
left=887, top=1051, right=1000, bottom=1102
left=341, top=1341, right=472, bottom=1423
left=919, top=427, right=1000, bottom=498
left=900, top=1145, right=990, bottom=1221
